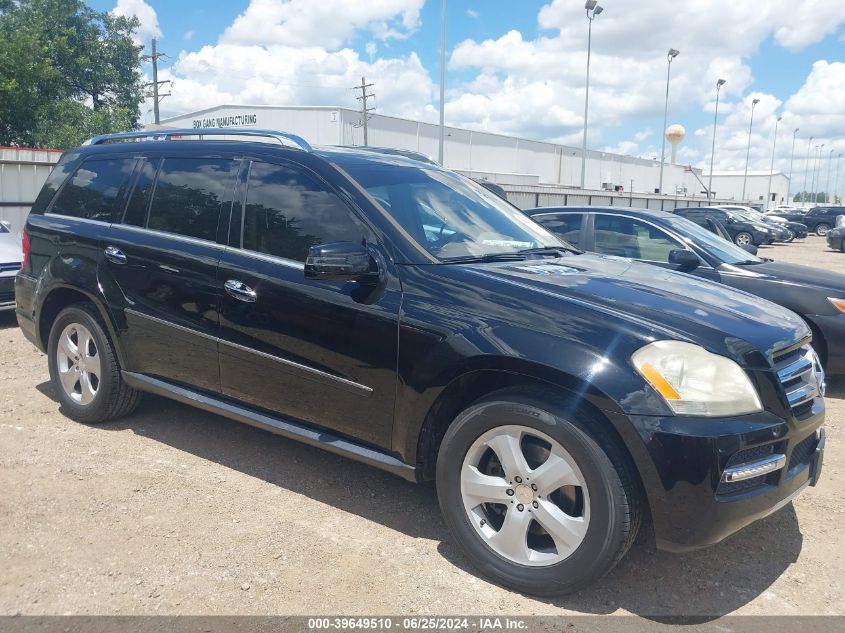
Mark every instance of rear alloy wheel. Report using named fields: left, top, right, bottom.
left=816, top=223, right=831, bottom=237
left=48, top=303, right=141, bottom=423
left=437, top=389, right=643, bottom=596
left=784, top=230, right=795, bottom=243
left=734, top=231, right=753, bottom=246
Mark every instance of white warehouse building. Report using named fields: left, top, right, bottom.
left=160, top=104, right=711, bottom=198
left=704, top=171, right=792, bottom=207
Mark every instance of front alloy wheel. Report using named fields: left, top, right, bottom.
left=461, top=425, right=589, bottom=566
left=816, top=223, right=831, bottom=236
left=734, top=231, right=753, bottom=246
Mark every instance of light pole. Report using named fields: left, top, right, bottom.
left=741, top=98, right=760, bottom=201
left=825, top=148, right=834, bottom=202
left=787, top=127, right=798, bottom=205
left=802, top=136, right=813, bottom=204
left=707, top=78, right=726, bottom=200
left=579, top=1, right=603, bottom=190
left=765, top=115, right=782, bottom=209
left=836, top=153, right=842, bottom=204
left=437, top=0, right=447, bottom=166
left=811, top=143, right=824, bottom=202
left=657, top=48, right=680, bottom=194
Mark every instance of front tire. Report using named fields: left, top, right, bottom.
left=436, top=388, right=643, bottom=596
left=816, top=223, right=831, bottom=236
left=734, top=231, right=753, bottom=246
left=47, top=303, right=141, bottom=424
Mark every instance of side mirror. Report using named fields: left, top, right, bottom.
left=741, top=243, right=758, bottom=255
left=304, top=241, right=379, bottom=283
left=668, top=249, right=701, bottom=272
left=0, top=220, right=10, bottom=231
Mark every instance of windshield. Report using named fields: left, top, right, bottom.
left=343, top=163, right=564, bottom=260
left=665, top=216, right=762, bottom=265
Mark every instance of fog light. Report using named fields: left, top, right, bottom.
left=721, top=454, right=787, bottom=483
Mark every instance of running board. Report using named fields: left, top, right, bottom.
left=121, top=371, right=417, bottom=482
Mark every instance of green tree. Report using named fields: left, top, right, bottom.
left=0, top=0, right=144, bottom=148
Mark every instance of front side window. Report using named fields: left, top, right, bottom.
left=242, top=161, right=367, bottom=262
left=50, top=158, right=135, bottom=221
left=536, top=213, right=583, bottom=247
left=342, top=163, right=560, bottom=260
left=593, top=215, right=681, bottom=262
left=147, top=157, right=237, bottom=241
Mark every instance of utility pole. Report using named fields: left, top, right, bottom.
left=353, top=77, right=375, bottom=146
left=438, top=0, right=447, bottom=166
left=141, top=38, right=171, bottom=125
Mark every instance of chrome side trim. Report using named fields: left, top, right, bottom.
left=123, top=308, right=373, bottom=393
left=120, top=371, right=414, bottom=481
left=721, top=453, right=787, bottom=483
left=218, top=338, right=373, bottom=393
left=110, top=222, right=227, bottom=251
left=124, top=308, right=219, bottom=343
left=44, top=213, right=110, bottom=227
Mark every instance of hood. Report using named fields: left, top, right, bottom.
left=723, top=260, right=845, bottom=295
left=462, top=253, right=809, bottom=363
left=0, top=234, right=22, bottom=266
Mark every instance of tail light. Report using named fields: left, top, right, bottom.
left=21, top=227, right=31, bottom=272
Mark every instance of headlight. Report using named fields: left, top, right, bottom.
left=632, top=341, right=762, bottom=416
left=829, top=298, right=845, bottom=314
left=753, top=224, right=770, bottom=232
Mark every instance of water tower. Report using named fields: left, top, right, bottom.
left=665, top=124, right=685, bottom=165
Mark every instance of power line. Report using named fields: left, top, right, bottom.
left=141, top=38, right=172, bottom=125
left=352, top=76, right=375, bottom=146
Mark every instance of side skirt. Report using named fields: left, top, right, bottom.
left=121, top=371, right=418, bottom=482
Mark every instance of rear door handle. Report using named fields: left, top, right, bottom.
left=104, top=246, right=127, bottom=265
left=224, top=279, right=257, bottom=303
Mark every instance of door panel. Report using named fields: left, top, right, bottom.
left=217, top=159, right=400, bottom=448
left=102, top=156, right=239, bottom=391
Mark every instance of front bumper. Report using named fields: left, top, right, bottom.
left=619, top=400, right=825, bottom=552
left=826, top=230, right=844, bottom=250
left=752, top=230, right=771, bottom=245
left=0, top=273, right=15, bottom=312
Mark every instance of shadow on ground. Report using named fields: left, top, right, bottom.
left=35, top=380, right=804, bottom=620
left=0, top=311, right=18, bottom=330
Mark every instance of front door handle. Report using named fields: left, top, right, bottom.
left=104, top=246, right=127, bottom=265
left=224, top=279, right=257, bottom=303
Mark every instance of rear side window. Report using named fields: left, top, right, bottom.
left=147, top=157, right=237, bottom=241
left=242, top=161, right=367, bottom=262
left=50, top=158, right=135, bottom=221
left=30, top=155, right=75, bottom=215
left=536, top=213, right=582, bottom=247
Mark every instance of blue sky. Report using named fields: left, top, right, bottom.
left=99, top=0, right=845, bottom=183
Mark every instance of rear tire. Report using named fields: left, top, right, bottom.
left=47, top=303, right=141, bottom=424
left=816, top=223, right=831, bottom=236
left=734, top=232, right=753, bottom=247
left=436, top=387, right=642, bottom=596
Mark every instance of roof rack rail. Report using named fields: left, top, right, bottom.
left=83, top=128, right=313, bottom=152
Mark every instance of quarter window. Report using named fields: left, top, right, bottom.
left=50, top=158, right=135, bottom=221
left=147, top=157, right=237, bottom=241
left=242, top=161, right=366, bottom=262
left=593, top=215, right=681, bottom=262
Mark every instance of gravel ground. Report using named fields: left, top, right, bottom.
left=0, top=235, right=843, bottom=619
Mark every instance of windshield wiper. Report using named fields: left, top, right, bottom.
left=518, top=246, right=580, bottom=256
left=441, top=253, right=529, bottom=264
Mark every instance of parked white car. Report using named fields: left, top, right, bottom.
left=0, top=221, right=22, bottom=312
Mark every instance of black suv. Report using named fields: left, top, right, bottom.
left=801, top=207, right=845, bottom=236
left=673, top=207, right=775, bottom=247
left=16, top=129, right=826, bottom=596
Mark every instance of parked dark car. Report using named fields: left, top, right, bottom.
left=527, top=206, right=845, bottom=375
left=800, top=207, right=845, bottom=236
left=716, top=206, right=808, bottom=241
left=673, top=207, right=775, bottom=246
left=16, top=129, right=826, bottom=596
left=827, top=223, right=845, bottom=252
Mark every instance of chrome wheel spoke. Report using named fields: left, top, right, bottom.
left=59, top=366, right=80, bottom=394
left=78, top=371, right=97, bottom=405
left=531, top=452, right=579, bottom=495
left=488, top=506, right=532, bottom=561
left=533, top=498, right=588, bottom=556
left=58, top=334, right=77, bottom=360
left=486, top=431, right=529, bottom=480
left=462, top=465, right=512, bottom=507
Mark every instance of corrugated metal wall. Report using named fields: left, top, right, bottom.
left=0, top=147, right=62, bottom=233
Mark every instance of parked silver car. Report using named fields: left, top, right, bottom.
left=0, top=221, right=22, bottom=312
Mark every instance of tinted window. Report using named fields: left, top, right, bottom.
left=147, top=157, right=236, bottom=241
left=594, top=215, right=680, bottom=261
left=242, top=161, right=366, bottom=262
left=536, top=213, right=582, bottom=247
left=50, top=158, right=135, bottom=221
left=123, top=158, right=160, bottom=227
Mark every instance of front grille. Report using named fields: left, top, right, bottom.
left=718, top=475, right=767, bottom=496
left=0, top=291, right=14, bottom=304
left=774, top=345, right=823, bottom=418
left=789, top=433, right=818, bottom=472
left=725, top=443, right=775, bottom=468
left=0, top=262, right=21, bottom=274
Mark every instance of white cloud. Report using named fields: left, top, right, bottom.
left=466, top=9, right=479, bottom=19
left=111, top=0, right=161, bottom=43
left=221, top=0, right=424, bottom=49
left=183, top=30, right=194, bottom=41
